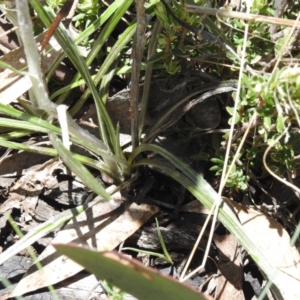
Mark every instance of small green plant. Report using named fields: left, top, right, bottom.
left=209, top=65, right=300, bottom=189
left=73, top=0, right=102, bottom=48
left=101, top=280, right=127, bottom=300
left=152, top=0, right=234, bottom=74
left=46, top=0, right=65, bottom=8
left=210, top=155, right=250, bottom=190
left=236, top=67, right=300, bottom=176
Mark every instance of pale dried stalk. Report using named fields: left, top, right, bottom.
left=185, top=5, right=300, bottom=28
left=181, top=0, right=253, bottom=285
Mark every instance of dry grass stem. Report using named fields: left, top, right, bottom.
left=185, top=5, right=300, bottom=28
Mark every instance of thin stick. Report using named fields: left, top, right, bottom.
left=185, top=5, right=300, bottom=28
left=41, top=0, right=75, bottom=52
left=263, top=126, right=300, bottom=195
left=181, top=113, right=257, bottom=282
left=130, top=0, right=146, bottom=149
left=179, top=202, right=216, bottom=282
left=270, top=12, right=300, bottom=75
left=183, top=1, right=252, bottom=284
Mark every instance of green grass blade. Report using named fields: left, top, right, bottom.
left=155, top=218, right=173, bottom=264
left=46, top=0, right=123, bottom=82
left=130, top=144, right=285, bottom=299
left=55, top=0, right=133, bottom=109
left=54, top=244, right=208, bottom=300
left=0, top=205, right=87, bottom=265
left=0, top=139, right=114, bottom=177
left=29, top=0, right=115, bottom=147
left=48, top=132, right=110, bottom=200
left=0, top=106, right=127, bottom=167
left=69, top=22, right=136, bottom=116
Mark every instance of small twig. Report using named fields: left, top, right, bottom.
left=270, top=12, right=300, bottom=74
left=180, top=202, right=216, bottom=282
left=185, top=5, right=300, bottom=28
left=0, top=24, right=19, bottom=39
left=183, top=1, right=253, bottom=286
left=263, top=126, right=300, bottom=196
left=231, top=115, right=262, bottom=142
left=41, top=0, right=75, bottom=52
left=0, top=148, right=11, bottom=164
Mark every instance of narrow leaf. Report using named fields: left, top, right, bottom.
left=54, top=245, right=208, bottom=300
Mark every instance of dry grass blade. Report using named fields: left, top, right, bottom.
left=183, top=1, right=252, bottom=286
left=185, top=5, right=300, bottom=28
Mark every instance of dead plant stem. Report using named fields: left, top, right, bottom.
left=185, top=5, right=300, bottom=28
left=184, top=1, right=252, bottom=284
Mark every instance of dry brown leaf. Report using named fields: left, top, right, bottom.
left=0, top=152, right=53, bottom=189
left=225, top=199, right=300, bottom=299
left=0, top=159, right=61, bottom=221
left=8, top=201, right=159, bottom=298
left=214, top=234, right=244, bottom=300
